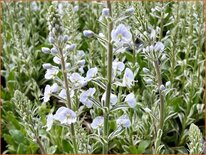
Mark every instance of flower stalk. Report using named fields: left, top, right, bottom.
left=103, top=1, right=113, bottom=154
left=59, top=47, right=78, bottom=154
left=154, top=60, right=164, bottom=131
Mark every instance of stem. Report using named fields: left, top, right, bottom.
left=154, top=60, right=164, bottom=131
left=103, top=1, right=113, bottom=154
left=59, top=48, right=78, bottom=154
left=36, top=136, right=46, bottom=154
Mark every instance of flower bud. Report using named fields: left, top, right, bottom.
left=51, top=47, right=58, bottom=55
left=63, top=35, right=69, bottom=42
left=42, top=47, right=50, bottom=53
left=78, top=60, right=86, bottom=66
left=145, top=79, right=153, bottom=85
left=73, top=5, right=79, bottom=12
left=166, top=81, right=171, bottom=87
left=102, top=8, right=110, bottom=16
left=42, top=63, right=52, bottom=69
left=49, top=36, right=55, bottom=44
left=83, top=30, right=94, bottom=37
left=143, top=67, right=150, bottom=73
left=126, top=7, right=135, bottom=15
left=58, top=35, right=63, bottom=43
left=160, top=84, right=165, bottom=91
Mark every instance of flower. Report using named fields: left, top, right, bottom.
left=101, top=92, right=118, bottom=105
left=51, top=47, right=58, bottom=55
left=43, top=83, right=59, bottom=103
left=125, top=93, right=136, bottom=108
left=77, top=60, right=86, bottom=66
left=86, top=67, right=98, bottom=80
left=123, top=68, right=134, bottom=88
left=80, top=88, right=96, bottom=108
left=111, top=24, right=132, bottom=45
left=112, top=61, right=125, bottom=75
left=83, top=30, right=94, bottom=37
left=126, top=7, right=135, bottom=14
left=154, top=42, right=164, bottom=52
left=102, top=8, right=110, bottom=16
left=160, top=84, right=165, bottom=91
left=65, top=44, right=76, bottom=51
left=145, top=79, right=153, bottom=85
left=166, top=81, right=171, bottom=87
left=143, top=67, right=150, bottom=73
left=59, top=89, right=74, bottom=100
left=42, top=47, right=50, bottom=53
left=53, top=107, right=76, bottom=125
left=91, top=116, right=104, bottom=129
left=116, top=115, right=131, bottom=128
left=45, top=66, right=59, bottom=79
left=69, top=73, right=86, bottom=87
left=73, top=5, right=79, bottom=12
left=49, top=36, right=55, bottom=44
left=42, top=63, right=52, bottom=69
left=46, top=114, right=54, bottom=131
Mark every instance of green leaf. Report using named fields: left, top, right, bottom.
left=62, top=140, right=73, bottom=153
left=17, top=143, right=26, bottom=154
left=136, top=140, right=150, bottom=154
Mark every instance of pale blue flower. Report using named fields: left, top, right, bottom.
left=91, top=116, right=104, bottom=129
left=123, top=68, right=134, bottom=88
left=102, top=8, right=110, bottom=16
left=65, top=44, right=76, bottom=51
left=73, top=5, right=79, bottom=12
left=42, top=63, right=52, bottom=69
left=78, top=60, right=86, bottom=66
left=166, top=81, right=171, bottom=87
left=86, top=67, right=98, bottom=80
left=49, top=36, right=55, bottom=44
left=46, top=114, right=54, bottom=131
left=80, top=88, right=96, bottom=108
left=51, top=47, right=58, bottom=55
left=83, top=30, right=94, bottom=37
left=58, top=35, right=63, bottom=43
left=31, top=2, right=39, bottom=11
left=111, top=24, right=132, bottom=45
left=116, top=115, right=131, bottom=128
left=112, top=61, right=125, bottom=75
left=125, top=93, right=136, bottom=108
left=145, top=79, right=153, bottom=85
left=45, top=67, right=59, bottom=79
left=42, top=47, right=50, bottom=53
left=53, top=56, right=61, bottom=64
left=63, top=35, right=69, bottom=42
left=59, top=89, right=74, bottom=100
left=53, top=107, right=76, bottom=125
left=154, top=42, right=164, bottom=52
left=78, top=66, right=84, bottom=74
left=143, top=67, right=150, bottom=73
left=69, top=73, right=86, bottom=87
left=101, top=92, right=118, bottom=105
left=126, top=7, right=135, bottom=14
left=160, top=84, right=165, bottom=91
left=43, top=85, right=52, bottom=103
left=77, top=50, right=85, bottom=58
left=43, top=83, right=58, bottom=103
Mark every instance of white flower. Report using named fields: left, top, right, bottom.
left=154, top=42, right=164, bottom=52
left=69, top=73, right=86, bottom=87
left=59, top=89, right=74, bottom=100
left=43, top=83, right=59, bottom=103
left=80, top=88, right=96, bottom=108
left=86, top=67, right=98, bottom=81
left=166, top=81, right=171, bottom=87
left=45, top=67, right=59, bottom=79
left=46, top=114, right=54, bottom=131
left=111, top=24, right=132, bottom=45
left=101, top=92, right=118, bottom=105
left=125, top=93, right=136, bottom=108
left=123, top=68, right=134, bottom=88
left=112, top=61, right=125, bottom=75
left=91, top=116, right=104, bottom=129
left=116, top=115, right=131, bottom=128
left=53, top=107, right=76, bottom=125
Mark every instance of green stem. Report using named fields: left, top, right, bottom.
left=103, top=1, right=113, bottom=154
left=154, top=61, right=164, bottom=131
left=36, top=136, right=46, bottom=154
left=59, top=48, right=78, bottom=154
